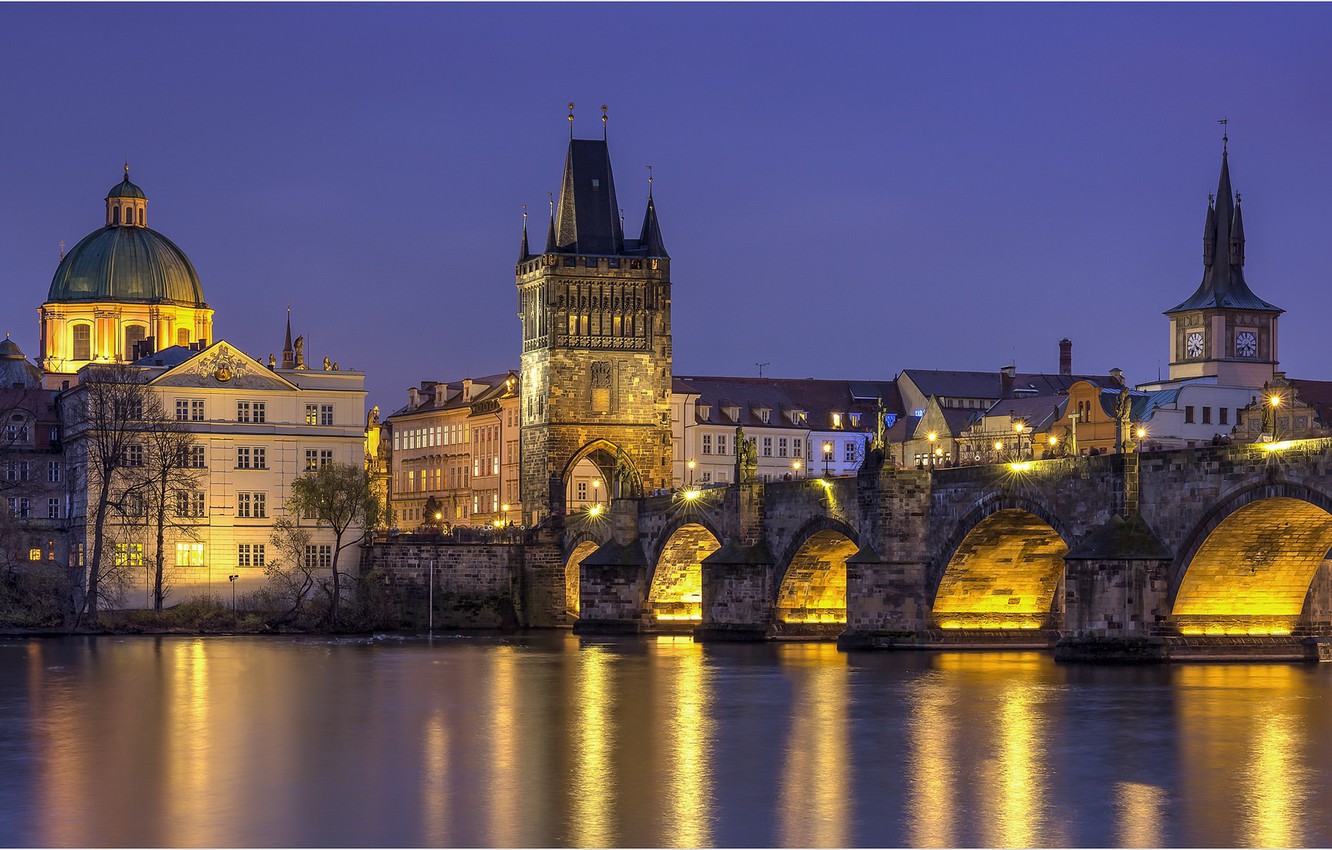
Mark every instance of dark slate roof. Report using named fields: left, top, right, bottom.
left=637, top=195, right=668, bottom=258
left=106, top=174, right=146, bottom=199
left=0, top=338, right=41, bottom=389
left=902, top=369, right=1119, bottom=400
left=131, top=344, right=198, bottom=368
left=386, top=372, right=514, bottom=419
left=983, top=395, right=1067, bottom=431
left=1166, top=149, right=1281, bottom=314
left=674, top=375, right=902, bottom=431
left=554, top=139, right=624, bottom=255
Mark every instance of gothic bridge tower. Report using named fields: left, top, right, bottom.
left=516, top=120, right=672, bottom=523
left=1164, top=139, right=1282, bottom=387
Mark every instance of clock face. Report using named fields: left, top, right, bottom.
left=1185, top=331, right=1205, bottom=358
left=1236, top=331, right=1258, bottom=358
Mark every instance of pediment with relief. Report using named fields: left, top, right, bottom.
left=150, top=341, right=297, bottom=390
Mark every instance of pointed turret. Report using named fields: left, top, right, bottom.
left=545, top=207, right=557, bottom=253
left=553, top=139, right=624, bottom=254
left=518, top=213, right=531, bottom=263
left=1167, top=146, right=1279, bottom=314
left=638, top=195, right=668, bottom=258
left=282, top=310, right=294, bottom=369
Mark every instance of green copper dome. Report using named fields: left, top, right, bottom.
left=47, top=225, right=206, bottom=306
left=106, top=175, right=146, bottom=199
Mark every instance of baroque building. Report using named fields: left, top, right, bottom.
left=515, top=128, right=671, bottom=524
left=38, top=170, right=214, bottom=385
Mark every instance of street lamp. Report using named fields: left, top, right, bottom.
left=1268, top=393, right=1282, bottom=442
left=501, top=503, right=510, bottom=527
left=687, top=458, right=695, bottom=486
left=822, top=441, right=833, bottom=477
left=1013, top=421, right=1026, bottom=460
left=228, top=574, right=239, bottom=613
left=792, top=458, right=802, bottom=479
left=993, top=439, right=1004, bottom=464
left=592, top=479, right=601, bottom=505
left=1048, top=435, right=1058, bottom=457
left=927, top=432, right=938, bottom=470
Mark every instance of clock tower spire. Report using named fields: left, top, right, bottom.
left=1164, top=140, right=1282, bottom=387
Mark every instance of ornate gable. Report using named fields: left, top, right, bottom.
left=149, top=341, right=298, bottom=390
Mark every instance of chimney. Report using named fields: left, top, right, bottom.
left=407, top=387, right=420, bottom=411
left=1059, top=338, right=1072, bottom=376
left=1000, top=364, right=1016, bottom=398
left=462, top=378, right=473, bottom=403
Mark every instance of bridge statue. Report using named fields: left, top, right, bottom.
left=613, top=450, right=632, bottom=499
left=735, top=425, right=758, bottom=484
left=1114, top=385, right=1133, bottom=453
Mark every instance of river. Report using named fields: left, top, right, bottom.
left=0, top=634, right=1328, bottom=847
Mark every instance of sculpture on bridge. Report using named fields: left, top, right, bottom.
left=735, top=425, right=758, bottom=484
left=1114, top=385, right=1133, bottom=453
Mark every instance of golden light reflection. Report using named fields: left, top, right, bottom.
left=656, top=638, right=713, bottom=847
left=165, top=639, right=213, bottom=845
left=487, top=646, right=520, bottom=847
left=777, top=644, right=848, bottom=848
left=906, top=677, right=956, bottom=848
left=421, top=711, right=449, bottom=845
left=1115, top=781, right=1165, bottom=848
left=571, top=646, right=615, bottom=847
left=1243, top=714, right=1303, bottom=848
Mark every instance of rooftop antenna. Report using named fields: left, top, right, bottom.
left=601, top=104, right=608, bottom=140
left=567, top=101, right=575, bottom=139
left=1218, top=117, right=1229, bottom=152
left=756, top=361, right=770, bottom=378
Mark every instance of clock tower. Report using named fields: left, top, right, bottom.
left=1165, top=141, right=1281, bottom=387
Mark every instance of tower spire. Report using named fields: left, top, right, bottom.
left=545, top=192, right=556, bottom=253
left=282, top=307, right=294, bottom=369
left=518, top=205, right=530, bottom=263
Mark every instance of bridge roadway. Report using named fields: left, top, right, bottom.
left=563, top=439, right=1332, bottom=661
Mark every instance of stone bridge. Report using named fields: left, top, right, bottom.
left=562, top=439, right=1332, bottom=660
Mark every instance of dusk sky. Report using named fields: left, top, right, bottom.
left=3, top=3, right=1331, bottom=411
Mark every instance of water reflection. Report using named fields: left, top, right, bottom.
left=654, top=637, right=714, bottom=847
left=570, top=645, right=615, bottom=847
left=1115, top=781, right=1164, bottom=848
left=777, top=643, right=849, bottom=848
left=906, top=675, right=955, bottom=847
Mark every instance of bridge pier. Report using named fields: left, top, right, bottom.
left=838, top=546, right=932, bottom=649
left=694, top=540, right=775, bottom=641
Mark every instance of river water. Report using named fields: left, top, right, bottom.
left=0, top=634, right=1329, bottom=848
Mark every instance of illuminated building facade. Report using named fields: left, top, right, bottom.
left=37, top=171, right=214, bottom=386
left=0, top=338, right=70, bottom=569
left=516, top=127, right=672, bottom=524
left=383, top=373, right=522, bottom=529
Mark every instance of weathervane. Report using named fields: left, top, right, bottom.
left=601, top=104, right=608, bottom=140
left=1218, top=117, right=1229, bottom=151
left=646, top=164, right=654, bottom=197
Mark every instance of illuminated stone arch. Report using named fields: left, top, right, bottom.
left=1170, top=482, right=1332, bottom=636
left=930, top=495, right=1073, bottom=630
left=647, top=517, right=723, bottom=622
left=561, top=439, right=643, bottom=510
left=563, top=535, right=602, bottom=617
left=773, top=517, right=859, bottom=625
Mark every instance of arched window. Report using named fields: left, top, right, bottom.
left=72, top=325, right=91, bottom=361
left=112, top=206, right=120, bottom=225
left=124, top=325, right=146, bottom=359
left=125, top=206, right=134, bottom=225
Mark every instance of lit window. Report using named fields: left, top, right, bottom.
left=175, top=542, right=205, bottom=567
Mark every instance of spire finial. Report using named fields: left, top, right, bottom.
left=601, top=104, right=608, bottom=140
left=1218, top=117, right=1229, bottom=152
left=646, top=164, right=654, bottom=198
left=58, top=240, right=65, bottom=260
left=619, top=207, right=624, bottom=229
left=547, top=191, right=554, bottom=217
left=124, top=160, right=130, bottom=178
left=522, top=203, right=528, bottom=224
left=567, top=101, right=575, bottom=138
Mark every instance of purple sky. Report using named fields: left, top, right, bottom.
left=3, top=4, right=1331, bottom=411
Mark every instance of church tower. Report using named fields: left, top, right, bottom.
left=517, top=118, right=672, bottom=523
left=1164, top=141, right=1281, bottom=387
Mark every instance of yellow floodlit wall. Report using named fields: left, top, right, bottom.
left=775, top=530, right=855, bottom=624
left=933, top=509, right=1067, bottom=629
left=649, top=523, right=720, bottom=621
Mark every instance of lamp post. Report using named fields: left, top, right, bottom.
left=501, top=503, right=510, bottom=527
left=993, top=439, right=1004, bottom=465
left=1013, top=421, right=1026, bottom=460
left=687, top=458, right=695, bottom=486
left=592, top=478, right=601, bottom=506
left=228, top=574, right=239, bottom=613
left=822, top=441, right=833, bottom=477
left=1135, top=426, right=1146, bottom=451
left=1048, top=435, right=1058, bottom=458
left=792, top=458, right=802, bottom=479
left=1268, top=393, right=1282, bottom=442
left=927, top=432, right=938, bottom=470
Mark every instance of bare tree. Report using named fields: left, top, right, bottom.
left=287, top=461, right=379, bottom=623
left=264, top=517, right=317, bottom=624
left=124, top=414, right=204, bottom=610
left=61, top=364, right=153, bottom=623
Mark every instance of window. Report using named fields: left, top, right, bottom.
left=188, top=445, right=206, bottom=468
left=320, top=405, right=334, bottom=426
left=47, top=498, right=60, bottom=520
left=1184, top=405, right=1195, bottom=424
left=701, top=472, right=711, bottom=483
left=1202, top=406, right=1212, bottom=425
left=778, top=437, right=788, bottom=458
left=236, top=447, right=266, bottom=469
left=6, top=497, right=30, bottom=518
left=176, top=399, right=191, bottom=421
left=1219, top=407, right=1229, bottom=426
left=304, top=545, right=332, bottom=569
left=5, top=461, right=29, bottom=481
left=115, top=543, right=145, bottom=568
left=758, top=409, right=770, bottom=424
left=177, top=328, right=191, bottom=346
left=124, top=325, right=146, bottom=358
left=832, top=413, right=842, bottom=429
left=125, top=444, right=143, bottom=467
left=123, top=492, right=145, bottom=516
left=73, top=325, right=91, bottom=361
left=236, top=491, right=267, bottom=518
left=28, top=548, right=41, bottom=562
left=577, top=481, right=588, bottom=501
left=702, top=434, right=712, bottom=455
left=175, top=542, right=205, bottom=567
left=844, top=441, right=858, bottom=462
left=849, top=413, right=861, bottom=427
left=717, top=435, right=728, bottom=456
left=191, top=400, right=204, bottom=420
left=237, top=401, right=266, bottom=423
left=793, top=438, right=803, bottom=459
left=762, top=437, right=772, bottom=457
left=305, top=449, right=334, bottom=470
left=238, top=543, right=266, bottom=568
left=306, top=404, right=319, bottom=426
left=175, top=491, right=206, bottom=518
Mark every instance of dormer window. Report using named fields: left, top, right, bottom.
left=723, top=406, right=740, bottom=422
left=696, top=404, right=711, bottom=421
left=832, top=413, right=842, bottom=429
left=757, top=409, right=770, bottom=424
left=591, top=178, right=601, bottom=190
left=849, top=413, right=861, bottom=428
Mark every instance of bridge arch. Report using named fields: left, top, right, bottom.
left=647, top=517, right=724, bottom=623
left=774, top=517, right=860, bottom=624
left=561, top=439, right=642, bottom=510
left=1170, top=482, right=1332, bottom=636
left=930, top=494, right=1073, bottom=631
left=562, top=533, right=603, bottom=618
